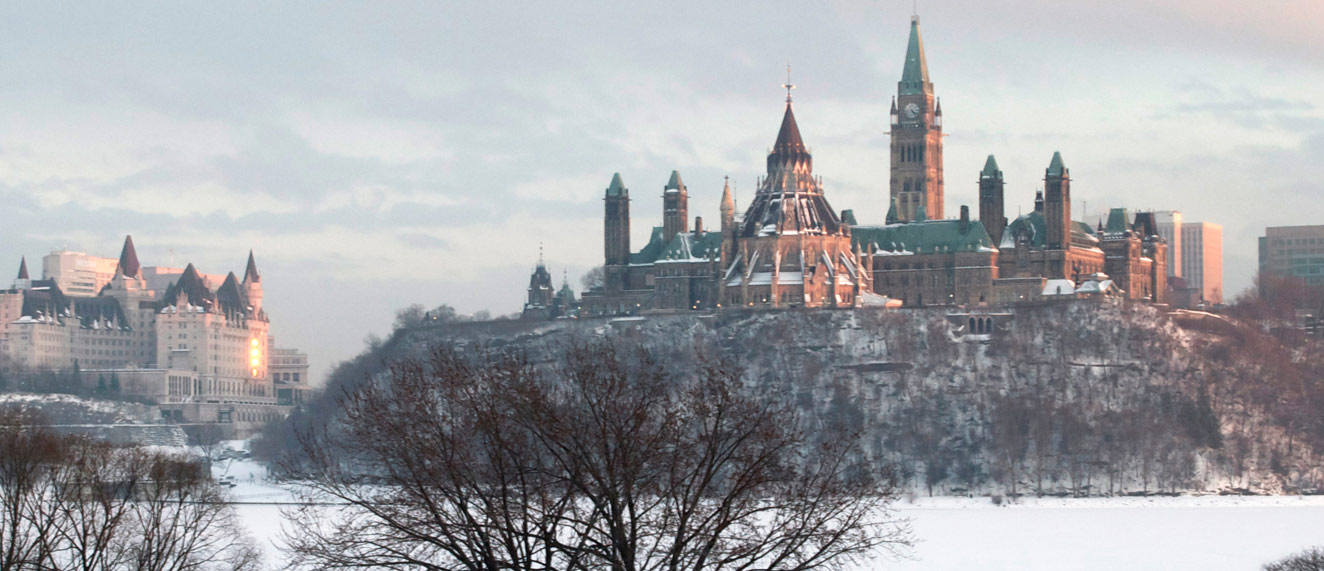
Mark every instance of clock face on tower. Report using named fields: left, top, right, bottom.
left=903, top=102, right=920, bottom=119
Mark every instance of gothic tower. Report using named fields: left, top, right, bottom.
left=889, top=15, right=944, bottom=222
left=603, top=173, right=631, bottom=293
left=662, top=170, right=688, bottom=243
left=1044, top=151, right=1071, bottom=250
left=978, top=155, right=1007, bottom=245
left=719, top=176, right=736, bottom=264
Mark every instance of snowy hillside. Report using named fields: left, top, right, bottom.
left=264, top=299, right=1324, bottom=497
left=0, top=392, right=187, bottom=446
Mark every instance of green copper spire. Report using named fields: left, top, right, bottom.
left=886, top=196, right=899, bottom=225
left=915, top=202, right=928, bottom=222
left=665, top=170, right=684, bottom=190
left=606, top=172, right=627, bottom=197
left=899, top=16, right=931, bottom=96
left=1047, top=151, right=1067, bottom=177
left=981, top=155, right=1001, bottom=178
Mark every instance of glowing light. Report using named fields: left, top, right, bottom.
left=251, top=368, right=258, bottom=377
left=250, top=339, right=258, bottom=346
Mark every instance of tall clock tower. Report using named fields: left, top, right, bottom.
left=889, top=15, right=943, bottom=222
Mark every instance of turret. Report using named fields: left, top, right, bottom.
left=17, top=257, right=29, bottom=280
left=662, top=170, right=688, bottom=243
left=1044, top=151, right=1071, bottom=251
left=116, top=235, right=141, bottom=279
left=243, top=250, right=263, bottom=316
left=978, top=155, right=1007, bottom=245
left=719, top=176, right=737, bottom=266
left=603, top=173, right=631, bottom=293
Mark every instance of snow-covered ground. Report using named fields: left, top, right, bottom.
left=213, top=446, right=1324, bottom=570
left=882, top=496, right=1324, bottom=570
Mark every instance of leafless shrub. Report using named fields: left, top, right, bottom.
left=0, top=408, right=261, bottom=571
left=284, top=340, right=912, bottom=570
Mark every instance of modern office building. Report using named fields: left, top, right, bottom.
left=1259, top=225, right=1324, bottom=288
left=1182, top=222, right=1223, bottom=304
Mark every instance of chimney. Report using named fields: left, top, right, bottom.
left=694, top=216, right=704, bottom=235
left=959, top=205, right=970, bottom=233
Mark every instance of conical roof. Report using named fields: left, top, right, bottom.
left=1047, top=151, right=1067, bottom=176
left=665, top=170, right=685, bottom=191
left=17, top=257, right=29, bottom=280
left=900, top=16, right=931, bottom=96
left=606, top=172, right=628, bottom=197
left=886, top=196, right=899, bottom=225
left=720, top=177, right=735, bottom=213
left=774, top=103, right=806, bottom=155
left=981, top=155, right=1002, bottom=178
left=117, top=236, right=140, bottom=278
left=767, top=102, right=812, bottom=171
left=243, top=250, right=261, bottom=283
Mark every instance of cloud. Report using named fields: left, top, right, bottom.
left=2, top=0, right=1323, bottom=382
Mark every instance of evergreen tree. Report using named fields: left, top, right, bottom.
left=97, top=375, right=108, bottom=394
left=110, top=373, right=121, bottom=393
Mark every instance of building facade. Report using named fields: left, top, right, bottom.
left=1154, top=211, right=1183, bottom=278
left=1259, top=225, right=1324, bottom=287
left=1181, top=222, right=1223, bottom=304
left=41, top=250, right=121, bottom=297
left=571, top=16, right=1171, bottom=314
left=1, top=237, right=306, bottom=431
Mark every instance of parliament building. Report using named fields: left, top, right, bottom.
left=560, top=16, right=1168, bottom=316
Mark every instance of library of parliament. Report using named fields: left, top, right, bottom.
left=526, top=16, right=1168, bottom=318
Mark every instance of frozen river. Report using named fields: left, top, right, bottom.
left=221, top=454, right=1324, bottom=571
left=883, top=496, right=1324, bottom=570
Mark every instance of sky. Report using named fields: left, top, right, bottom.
left=2, top=1, right=1322, bottom=383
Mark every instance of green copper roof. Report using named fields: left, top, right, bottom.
left=665, top=170, right=684, bottom=190
left=1104, top=208, right=1131, bottom=233
left=981, top=155, right=1001, bottom=178
left=852, top=219, right=995, bottom=255
left=899, top=17, right=931, bottom=96
left=656, top=230, right=725, bottom=263
left=606, top=172, right=628, bottom=197
left=629, top=227, right=667, bottom=265
left=1047, top=152, right=1067, bottom=176
left=885, top=197, right=899, bottom=225
left=841, top=209, right=859, bottom=226
left=1002, top=211, right=1100, bottom=249
left=914, top=202, right=928, bottom=222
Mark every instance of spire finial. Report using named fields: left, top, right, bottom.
left=538, top=242, right=544, bottom=266
left=782, top=64, right=795, bottom=104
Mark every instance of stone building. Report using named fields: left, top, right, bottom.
left=572, top=15, right=1171, bottom=313
left=720, top=97, right=871, bottom=309
left=521, top=256, right=579, bottom=320
left=1, top=237, right=306, bottom=432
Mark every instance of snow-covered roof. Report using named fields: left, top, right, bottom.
left=1042, top=279, right=1078, bottom=296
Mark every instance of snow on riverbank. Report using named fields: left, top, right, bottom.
left=223, top=467, right=1324, bottom=571
left=884, top=496, right=1324, bottom=570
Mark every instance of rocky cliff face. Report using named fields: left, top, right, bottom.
left=274, top=300, right=1324, bottom=496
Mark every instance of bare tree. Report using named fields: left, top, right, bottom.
left=192, top=423, right=227, bottom=466
left=0, top=408, right=261, bottom=571
left=0, top=408, right=65, bottom=570
left=1264, top=547, right=1324, bottom=571
left=283, top=341, right=911, bottom=570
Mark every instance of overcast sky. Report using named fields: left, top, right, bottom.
left=2, top=1, right=1322, bottom=383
